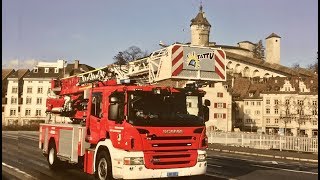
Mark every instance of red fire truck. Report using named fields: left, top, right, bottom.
left=39, top=44, right=226, bottom=179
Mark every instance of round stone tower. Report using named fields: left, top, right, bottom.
left=265, top=33, right=281, bottom=64
left=190, top=5, right=211, bottom=47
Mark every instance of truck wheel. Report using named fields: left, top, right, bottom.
left=95, top=151, right=113, bottom=180
left=47, top=142, right=61, bottom=170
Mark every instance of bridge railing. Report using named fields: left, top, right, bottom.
left=207, top=131, right=318, bottom=153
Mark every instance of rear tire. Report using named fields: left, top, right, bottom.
left=47, top=142, right=61, bottom=170
left=95, top=151, right=113, bottom=180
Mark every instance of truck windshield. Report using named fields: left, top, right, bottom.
left=127, top=91, right=205, bottom=127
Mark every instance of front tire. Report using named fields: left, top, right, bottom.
left=95, top=151, right=113, bottom=180
left=47, top=142, right=61, bottom=170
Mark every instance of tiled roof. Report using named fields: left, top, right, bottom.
left=8, top=69, right=30, bottom=80
left=214, top=45, right=251, bottom=52
left=23, top=63, right=95, bottom=79
left=266, top=33, right=281, bottom=39
left=225, top=51, right=316, bottom=77
left=2, top=69, right=15, bottom=80
left=233, top=76, right=318, bottom=100
left=237, top=41, right=255, bottom=45
left=190, top=6, right=211, bottom=27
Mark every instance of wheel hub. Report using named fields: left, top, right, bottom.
left=98, top=158, right=108, bottom=180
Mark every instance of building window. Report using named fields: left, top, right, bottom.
left=36, top=98, right=42, bottom=105
left=28, top=81, right=32, bottom=83
left=245, top=101, right=249, bottom=105
left=26, top=97, right=32, bottom=104
left=312, top=110, right=318, bottom=115
left=27, top=87, right=32, bottom=93
left=55, top=68, right=59, bottom=73
left=2, top=106, right=4, bottom=112
left=257, top=102, right=261, bottom=106
left=25, top=109, right=31, bottom=116
left=245, top=110, right=251, bottom=115
left=44, top=68, right=49, bottom=73
left=274, top=99, right=279, bottom=105
left=266, top=118, right=270, bottom=124
left=274, top=108, right=279, bottom=114
left=34, top=68, right=38, bottom=73
left=313, top=101, right=317, bottom=106
left=255, top=110, right=260, bottom=115
left=37, top=87, right=43, bottom=94
left=18, top=107, right=20, bottom=112
left=266, top=99, right=270, bottom=104
left=246, top=119, right=253, bottom=123
left=39, top=81, right=43, bottom=83
left=266, top=108, right=270, bottom=114
left=11, top=97, right=17, bottom=104
left=36, top=109, right=41, bottom=116
left=298, top=100, right=304, bottom=105
left=312, top=121, right=317, bottom=126
left=10, top=109, right=16, bottom=116
left=217, top=92, right=223, bottom=98
left=275, top=118, right=279, bottom=123
left=12, top=87, right=18, bottom=93
left=285, top=99, right=290, bottom=105
left=214, top=113, right=226, bottom=119
left=217, top=103, right=223, bottom=108
left=187, top=102, right=192, bottom=108
left=251, top=102, right=255, bottom=106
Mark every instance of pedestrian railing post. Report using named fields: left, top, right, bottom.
left=259, top=135, right=262, bottom=149
left=280, top=136, right=282, bottom=151
left=225, top=133, right=228, bottom=145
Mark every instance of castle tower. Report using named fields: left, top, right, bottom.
left=190, top=5, right=211, bottom=46
left=265, top=33, right=281, bottom=64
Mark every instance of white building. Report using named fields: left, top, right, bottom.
left=4, top=69, right=29, bottom=126
left=22, top=59, right=95, bottom=125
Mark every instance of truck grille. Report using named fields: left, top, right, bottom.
left=144, top=150, right=197, bottom=169
left=143, top=135, right=198, bottom=169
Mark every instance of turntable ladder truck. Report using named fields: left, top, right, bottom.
left=39, top=44, right=226, bottom=180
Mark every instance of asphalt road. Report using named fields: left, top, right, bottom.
left=2, top=131, right=318, bottom=180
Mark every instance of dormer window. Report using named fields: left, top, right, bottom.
left=45, top=68, right=49, bottom=73
left=311, top=80, right=313, bottom=84
left=275, top=79, right=278, bottom=83
left=34, top=67, right=38, bottom=73
left=54, top=68, right=59, bottom=73
left=249, top=93, right=253, bottom=97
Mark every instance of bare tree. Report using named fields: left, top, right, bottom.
left=113, top=46, right=149, bottom=65
left=253, top=40, right=265, bottom=60
left=278, top=96, right=296, bottom=136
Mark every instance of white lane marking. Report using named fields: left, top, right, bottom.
left=251, top=164, right=318, bottom=175
left=207, top=164, right=222, bottom=168
left=206, top=173, right=237, bottom=180
left=2, top=162, right=37, bottom=179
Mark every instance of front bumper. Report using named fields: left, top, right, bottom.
left=112, top=150, right=207, bottom=179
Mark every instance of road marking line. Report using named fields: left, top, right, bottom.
left=206, top=173, right=237, bottom=180
left=2, top=162, right=37, bottom=179
left=251, top=164, right=318, bottom=175
left=207, top=164, right=222, bottom=168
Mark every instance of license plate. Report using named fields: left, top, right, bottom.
left=167, top=172, right=178, bottom=177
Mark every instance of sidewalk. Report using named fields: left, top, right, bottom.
left=207, top=143, right=318, bottom=163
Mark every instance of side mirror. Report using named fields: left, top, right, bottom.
left=108, top=104, right=120, bottom=121
left=203, top=106, right=209, bottom=122
left=204, top=99, right=211, bottom=106
left=109, top=97, right=119, bottom=103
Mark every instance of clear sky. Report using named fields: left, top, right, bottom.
left=2, top=0, right=318, bottom=69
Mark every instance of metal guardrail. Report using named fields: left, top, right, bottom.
left=207, top=132, right=318, bottom=153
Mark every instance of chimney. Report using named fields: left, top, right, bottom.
left=74, top=60, right=79, bottom=69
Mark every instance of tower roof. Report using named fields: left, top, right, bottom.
left=190, top=4, right=211, bottom=27
left=266, top=33, right=281, bottom=39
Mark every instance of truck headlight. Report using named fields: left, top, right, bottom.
left=123, top=157, right=144, bottom=165
left=198, top=154, right=206, bottom=162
